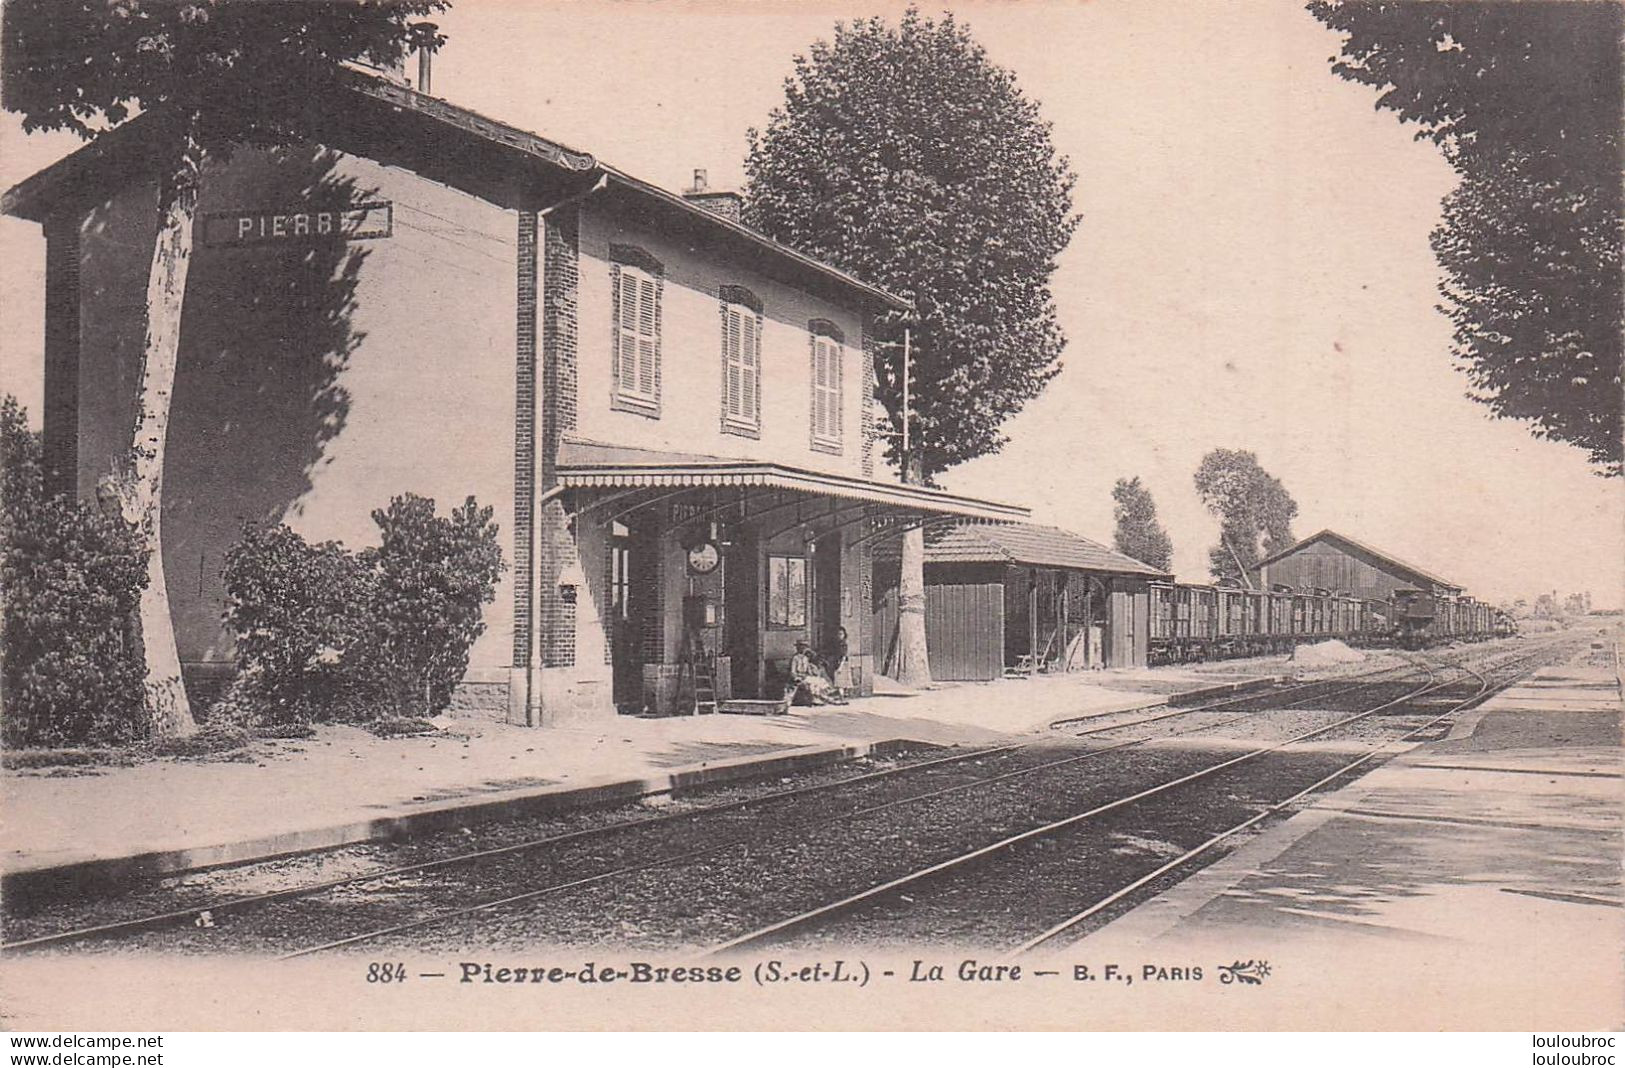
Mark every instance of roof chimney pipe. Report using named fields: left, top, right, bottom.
left=682, top=167, right=744, bottom=222
left=408, top=21, right=441, bottom=95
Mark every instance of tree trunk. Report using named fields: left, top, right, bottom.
left=893, top=453, right=933, bottom=688
left=118, top=139, right=202, bottom=738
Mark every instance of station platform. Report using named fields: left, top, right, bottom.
left=1, top=665, right=1226, bottom=897
left=1082, top=658, right=1624, bottom=1030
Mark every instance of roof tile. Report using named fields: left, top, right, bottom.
left=923, top=522, right=1170, bottom=577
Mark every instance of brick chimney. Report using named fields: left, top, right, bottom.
left=682, top=168, right=744, bottom=224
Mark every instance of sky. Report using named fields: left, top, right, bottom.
left=1, top=0, right=1618, bottom=608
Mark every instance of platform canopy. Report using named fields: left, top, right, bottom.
left=554, top=441, right=1027, bottom=544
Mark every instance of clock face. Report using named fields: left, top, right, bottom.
left=686, top=542, right=721, bottom=575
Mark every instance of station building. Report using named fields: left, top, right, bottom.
left=4, top=68, right=1025, bottom=726
left=874, top=522, right=1169, bottom=680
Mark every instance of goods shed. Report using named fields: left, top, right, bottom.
left=872, top=523, right=1171, bottom=681
left=1254, top=530, right=1464, bottom=601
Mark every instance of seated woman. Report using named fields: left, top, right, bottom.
left=787, top=639, right=843, bottom=706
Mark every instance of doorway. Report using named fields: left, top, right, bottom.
left=724, top=529, right=760, bottom=698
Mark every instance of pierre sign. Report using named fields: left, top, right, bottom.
left=203, top=201, right=392, bottom=247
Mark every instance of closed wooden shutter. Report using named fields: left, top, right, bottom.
left=636, top=275, right=656, bottom=395
left=725, top=309, right=742, bottom=417
left=742, top=311, right=759, bottom=421
left=812, top=334, right=842, bottom=445
left=613, top=263, right=660, bottom=407
left=722, top=302, right=760, bottom=428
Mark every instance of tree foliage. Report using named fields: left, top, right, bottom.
left=1193, top=449, right=1298, bottom=586
left=3, top=0, right=446, bottom=735
left=1110, top=477, right=1173, bottom=572
left=1, top=397, right=149, bottom=747
left=744, top=7, right=1078, bottom=477
left=1562, top=591, right=1592, bottom=617
left=3, top=0, right=445, bottom=149
left=219, top=494, right=504, bottom=725
left=1308, top=0, right=1623, bottom=476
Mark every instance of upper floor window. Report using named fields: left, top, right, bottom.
left=809, top=320, right=845, bottom=453
left=610, top=245, right=663, bottom=416
left=719, top=285, right=763, bottom=437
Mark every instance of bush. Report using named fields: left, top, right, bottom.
left=1, top=396, right=150, bottom=748
left=218, top=492, right=503, bottom=725
left=220, top=522, right=365, bottom=725
left=346, top=494, right=504, bottom=719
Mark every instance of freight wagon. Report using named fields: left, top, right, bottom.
left=1149, top=580, right=1503, bottom=664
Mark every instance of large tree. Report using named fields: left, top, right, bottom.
left=1193, top=449, right=1298, bottom=587
left=2, top=0, right=445, bottom=735
left=1110, top=476, right=1172, bottom=572
left=745, top=8, right=1077, bottom=685
left=1308, top=1, right=1622, bottom=477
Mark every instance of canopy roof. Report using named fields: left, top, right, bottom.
left=557, top=441, right=1027, bottom=523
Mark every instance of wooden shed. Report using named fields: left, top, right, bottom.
left=872, top=523, right=1171, bottom=681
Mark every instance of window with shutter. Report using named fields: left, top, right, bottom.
left=809, top=324, right=843, bottom=453
left=719, top=290, right=762, bottom=436
left=610, top=255, right=661, bottom=416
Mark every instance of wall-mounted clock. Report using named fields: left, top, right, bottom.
left=686, top=541, right=721, bottom=575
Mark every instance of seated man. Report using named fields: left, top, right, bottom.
left=787, top=639, right=843, bottom=706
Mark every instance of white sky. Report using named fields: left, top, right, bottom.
left=1, top=0, right=1618, bottom=608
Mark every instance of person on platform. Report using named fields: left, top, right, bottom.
left=824, top=626, right=851, bottom=695
left=787, top=639, right=842, bottom=706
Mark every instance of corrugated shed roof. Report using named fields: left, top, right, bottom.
left=1257, top=529, right=1462, bottom=592
left=922, top=522, right=1171, bottom=577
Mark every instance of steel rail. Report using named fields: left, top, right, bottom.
left=1013, top=637, right=1572, bottom=953
left=701, top=663, right=1459, bottom=955
left=3, top=654, right=1460, bottom=956
left=270, top=666, right=1435, bottom=959
left=1066, top=660, right=1421, bottom=739
left=0, top=740, right=1016, bottom=954
left=5, top=665, right=1366, bottom=954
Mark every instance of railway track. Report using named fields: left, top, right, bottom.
left=6, top=637, right=1566, bottom=955
left=3, top=661, right=1422, bottom=956
left=705, top=635, right=1579, bottom=954
left=277, top=657, right=1489, bottom=956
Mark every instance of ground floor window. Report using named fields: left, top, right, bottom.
left=767, top=554, right=808, bottom=628
left=610, top=521, right=631, bottom=620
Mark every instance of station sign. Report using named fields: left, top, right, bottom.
left=203, top=201, right=392, bottom=247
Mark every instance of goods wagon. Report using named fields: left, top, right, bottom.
left=1148, top=580, right=1501, bottom=664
